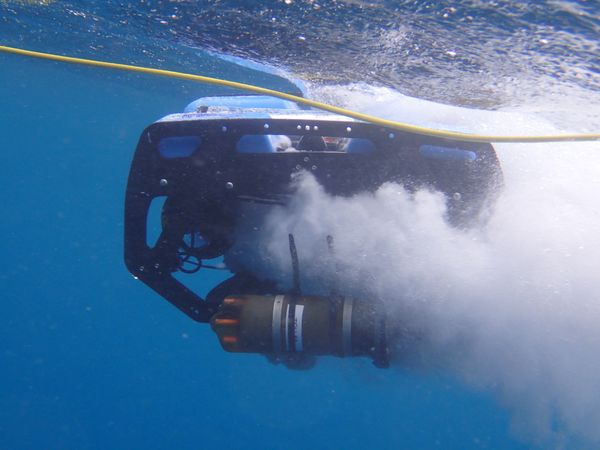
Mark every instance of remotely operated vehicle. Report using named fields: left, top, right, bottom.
left=124, top=94, right=502, bottom=369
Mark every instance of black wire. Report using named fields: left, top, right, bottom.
left=288, top=233, right=301, bottom=295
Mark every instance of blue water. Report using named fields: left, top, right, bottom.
left=1, top=1, right=599, bottom=449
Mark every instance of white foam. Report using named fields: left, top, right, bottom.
left=229, top=85, right=600, bottom=446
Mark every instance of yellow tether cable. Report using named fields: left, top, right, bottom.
left=1, top=44, right=598, bottom=143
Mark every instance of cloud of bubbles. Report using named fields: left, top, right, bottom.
left=227, top=85, right=600, bottom=446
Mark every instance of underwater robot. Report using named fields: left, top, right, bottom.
left=124, top=94, right=502, bottom=369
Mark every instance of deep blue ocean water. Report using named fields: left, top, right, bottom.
left=1, top=1, right=599, bottom=449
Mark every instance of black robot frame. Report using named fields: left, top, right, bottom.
left=125, top=116, right=501, bottom=347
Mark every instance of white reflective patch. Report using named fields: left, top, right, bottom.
left=294, top=304, right=305, bottom=352
left=285, top=304, right=290, bottom=352
left=156, top=110, right=356, bottom=124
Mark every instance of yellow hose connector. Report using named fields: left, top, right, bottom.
left=1, top=45, right=598, bottom=143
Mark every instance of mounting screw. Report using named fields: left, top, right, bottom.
left=225, top=181, right=234, bottom=190
left=159, top=178, right=168, bottom=187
